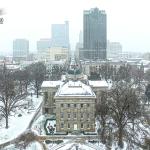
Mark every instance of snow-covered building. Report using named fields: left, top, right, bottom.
left=41, top=57, right=108, bottom=133
left=55, top=80, right=96, bottom=132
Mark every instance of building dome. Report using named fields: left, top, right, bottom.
left=66, top=57, right=83, bottom=80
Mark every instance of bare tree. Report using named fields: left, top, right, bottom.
left=131, top=64, right=145, bottom=94
left=96, top=91, right=109, bottom=144
left=23, top=68, right=32, bottom=92
left=0, top=63, right=26, bottom=128
left=89, top=63, right=116, bottom=80
left=13, top=68, right=31, bottom=94
left=145, top=69, right=150, bottom=83
left=115, top=64, right=132, bottom=82
left=108, top=81, right=140, bottom=148
left=49, top=65, right=65, bottom=81
left=28, top=62, right=46, bottom=98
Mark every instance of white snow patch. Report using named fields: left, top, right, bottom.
left=41, top=81, right=63, bottom=88
left=56, top=81, right=96, bottom=97
left=0, top=95, right=42, bottom=144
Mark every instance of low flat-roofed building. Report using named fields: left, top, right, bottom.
left=41, top=81, right=63, bottom=114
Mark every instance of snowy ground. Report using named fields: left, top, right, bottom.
left=45, top=139, right=106, bottom=150
left=0, top=94, right=42, bottom=144
left=1, top=93, right=149, bottom=150
left=3, top=142, right=43, bottom=150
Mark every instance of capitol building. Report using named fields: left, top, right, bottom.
left=41, top=57, right=108, bottom=133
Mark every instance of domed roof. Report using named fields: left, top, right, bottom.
left=66, top=57, right=83, bottom=80
left=55, top=81, right=96, bottom=97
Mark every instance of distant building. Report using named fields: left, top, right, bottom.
left=75, top=43, right=83, bottom=59
left=75, top=31, right=83, bottom=59
left=80, top=8, right=107, bottom=60
left=47, top=47, right=69, bottom=61
left=37, top=46, right=69, bottom=61
left=37, top=38, right=51, bottom=53
left=51, top=21, right=70, bottom=48
left=79, top=30, right=83, bottom=44
left=13, top=39, right=29, bottom=61
left=107, top=41, right=122, bottom=59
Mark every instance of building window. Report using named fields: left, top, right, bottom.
left=81, top=113, right=83, bottom=119
left=68, top=104, right=70, bottom=108
left=61, top=123, right=64, bottom=128
left=74, top=104, right=77, bottom=108
left=68, top=113, right=70, bottom=119
left=45, top=108, right=49, bottom=114
left=81, top=104, right=83, bottom=108
left=61, top=113, right=64, bottom=118
left=87, top=104, right=90, bottom=107
left=87, top=124, right=90, bottom=128
left=74, top=113, right=77, bottom=119
left=61, top=104, right=64, bottom=107
left=68, top=123, right=70, bottom=128
left=44, top=92, right=48, bottom=102
left=81, top=123, right=83, bottom=129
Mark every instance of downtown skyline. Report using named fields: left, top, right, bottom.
left=0, top=0, right=150, bottom=55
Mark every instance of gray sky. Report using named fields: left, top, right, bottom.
left=0, top=0, right=150, bottom=55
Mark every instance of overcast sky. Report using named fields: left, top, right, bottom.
left=0, top=0, right=150, bottom=55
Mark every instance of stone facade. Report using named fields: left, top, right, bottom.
left=54, top=80, right=96, bottom=132
left=41, top=81, right=62, bottom=114
left=55, top=97, right=95, bottom=132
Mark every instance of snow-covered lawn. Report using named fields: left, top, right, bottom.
left=3, top=142, right=43, bottom=150
left=45, top=139, right=106, bottom=150
left=0, top=95, right=42, bottom=144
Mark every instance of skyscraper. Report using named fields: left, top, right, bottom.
left=51, top=21, right=70, bottom=48
left=13, top=39, right=29, bottom=61
left=82, top=8, right=107, bottom=60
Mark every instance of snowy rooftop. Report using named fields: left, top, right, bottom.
left=89, top=80, right=109, bottom=88
left=139, top=60, right=150, bottom=66
left=41, top=81, right=63, bottom=88
left=6, top=64, right=20, bottom=70
left=55, top=81, right=96, bottom=97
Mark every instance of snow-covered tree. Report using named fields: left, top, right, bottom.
left=108, top=81, right=141, bottom=148
left=49, top=65, right=65, bottom=81
left=28, top=62, right=46, bottom=98
left=0, top=63, right=26, bottom=128
left=96, top=91, right=109, bottom=144
left=13, top=69, right=31, bottom=95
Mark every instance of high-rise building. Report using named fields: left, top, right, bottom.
left=51, top=21, right=70, bottom=48
left=81, top=8, right=107, bottom=60
left=79, top=30, right=83, bottom=44
left=37, top=38, right=51, bottom=53
left=75, top=31, right=83, bottom=59
left=13, top=39, right=29, bottom=61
